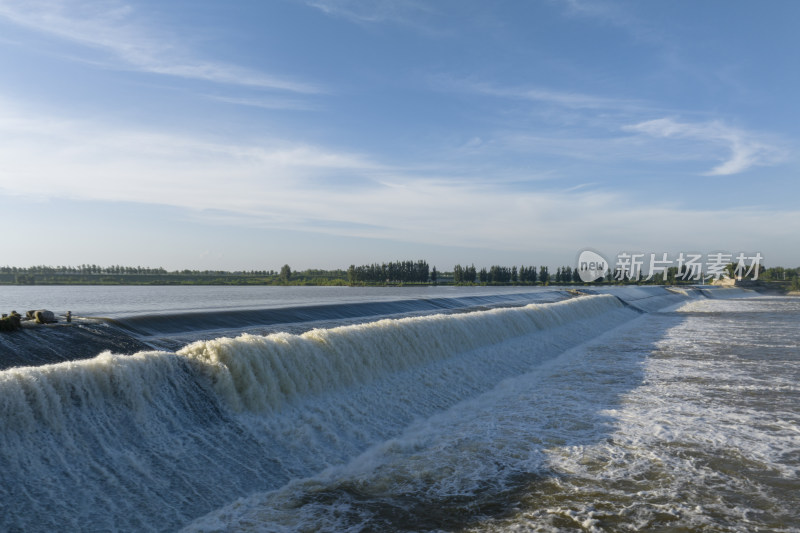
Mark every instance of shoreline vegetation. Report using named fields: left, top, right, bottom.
left=1, top=262, right=799, bottom=292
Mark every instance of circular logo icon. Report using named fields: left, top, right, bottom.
left=576, top=249, right=609, bottom=282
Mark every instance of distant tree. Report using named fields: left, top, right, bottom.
left=666, top=266, right=678, bottom=285
left=465, top=264, right=477, bottom=283
left=280, top=264, right=292, bottom=283
left=488, top=266, right=506, bottom=283
left=453, top=264, right=463, bottom=284
left=539, top=266, right=549, bottom=285
left=431, top=266, right=438, bottom=284
left=416, top=259, right=429, bottom=282
left=479, top=267, right=488, bottom=283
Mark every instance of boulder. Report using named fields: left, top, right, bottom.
left=0, top=315, right=21, bottom=332
left=34, top=310, right=57, bottom=324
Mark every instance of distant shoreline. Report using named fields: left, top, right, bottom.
left=1, top=279, right=795, bottom=294
left=2, top=264, right=797, bottom=293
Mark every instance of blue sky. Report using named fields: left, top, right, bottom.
left=1, top=0, right=798, bottom=271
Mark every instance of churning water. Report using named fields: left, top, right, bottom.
left=1, top=287, right=797, bottom=531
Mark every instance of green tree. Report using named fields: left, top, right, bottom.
left=527, top=266, right=537, bottom=284
left=539, top=266, right=549, bottom=285
left=666, top=266, right=678, bottom=285
left=280, top=264, right=292, bottom=283
left=465, top=264, right=477, bottom=283
left=453, top=264, right=464, bottom=284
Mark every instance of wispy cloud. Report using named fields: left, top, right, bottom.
left=624, top=118, right=785, bottom=175
left=0, top=0, right=320, bottom=93
left=1, top=99, right=798, bottom=263
left=0, top=97, right=382, bottom=213
left=429, top=77, right=790, bottom=180
left=441, top=78, right=645, bottom=111
left=305, top=0, right=444, bottom=34
left=203, top=95, right=317, bottom=112
left=559, top=0, right=672, bottom=51
left=481, top=84, right=636, bottom=110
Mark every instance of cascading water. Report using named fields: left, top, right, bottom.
left=1, top=294, right=645, bottom=531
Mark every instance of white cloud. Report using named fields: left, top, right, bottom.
left=624, top=118, right=785, bottom=175
left=204, top=95, right=317, bottom=112
left=0, top=0, right=319, bottom=93
left=1, top=100, right=798, bottom=265
left=434, top=78, right=789, bottom=177
left=560, top=0, right=672, bottom=51
left=433, top=76, right=653, bottom=116
left=460, top=80, right=645, bottom=111
left=306, top=0, right=435, bottom=26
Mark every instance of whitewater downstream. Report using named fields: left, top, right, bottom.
left=1, top=286, right=797, bottom=531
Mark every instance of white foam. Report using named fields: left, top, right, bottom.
left=184, top=296, right=800, bottom=533
left=176, top=295, right=626, bottom=413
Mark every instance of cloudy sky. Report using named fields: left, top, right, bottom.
left=1, top=0, right=798, bottom=271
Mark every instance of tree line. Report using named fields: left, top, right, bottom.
left=0, top=265, right=274, bottom=276
left=453, top=264, right=583, bottom=284
left=2, top=262, right=798, bottom=287
left=347, top=260, right=431, bottom=284
left=0, top=264, right=346, bottom=286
